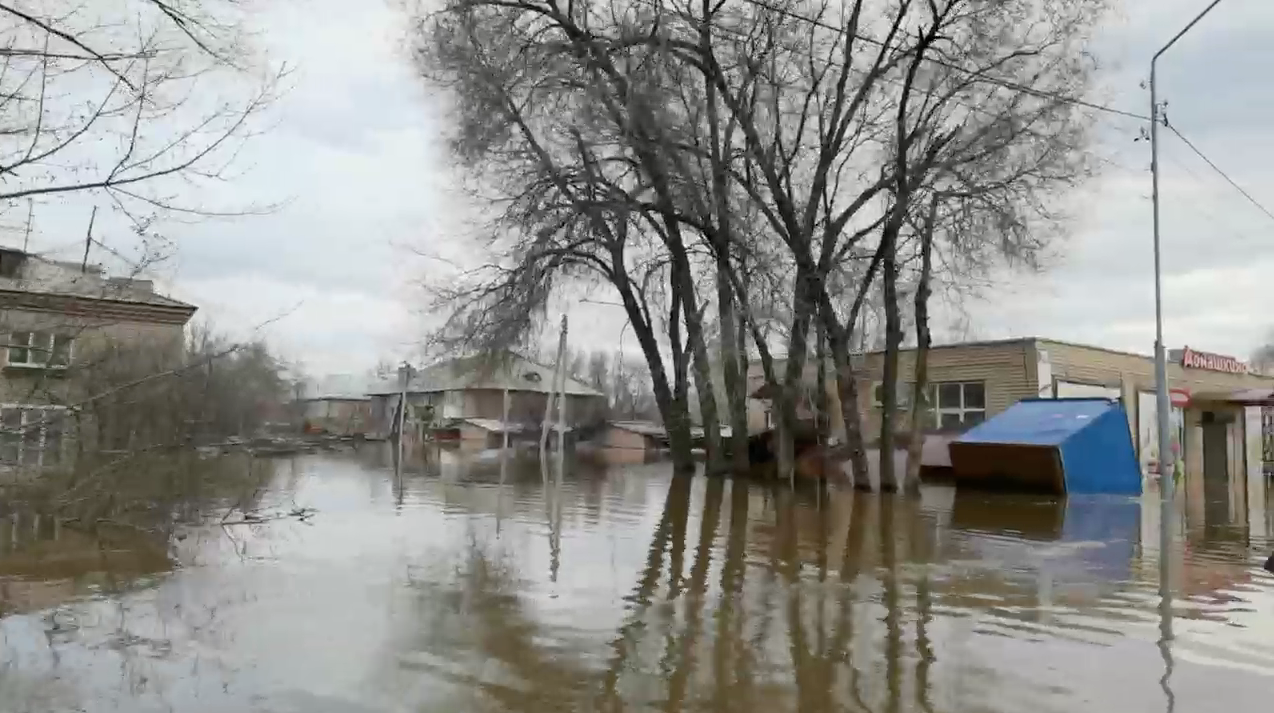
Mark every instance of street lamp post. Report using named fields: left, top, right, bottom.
left=1149, top=0, right=1225, bottom=642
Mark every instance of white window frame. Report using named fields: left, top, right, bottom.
left=932, top=382, right=986, bottom=429
left=873, top=380, right=986, bottom=429
left=0, top=404, right=69, bottom=467
left=7, top=331, right=73, bottom=369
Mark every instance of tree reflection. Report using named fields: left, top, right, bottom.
left=598, top=471, right=693, bottom=712
left=396, top=538, right=591, bottom=712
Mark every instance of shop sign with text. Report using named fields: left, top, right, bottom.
left=1180, top=347, right=1248, bottom=374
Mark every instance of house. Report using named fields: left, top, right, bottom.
left=0, top=247, right=196, bottom=466
left=300, top=396, right=371, bottom=436
left=298, top=374, right=374, bottom=436
left=601, top=421, right=667, bottom=451
left=366, top=352, right=608, bottom=443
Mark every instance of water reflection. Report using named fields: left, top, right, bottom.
left=0, top=447, right=1272, bottom=712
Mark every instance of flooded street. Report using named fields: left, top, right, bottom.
left=2, top=449, right=1273, bottom=712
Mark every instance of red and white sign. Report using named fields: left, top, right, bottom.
left=1170, top=388, right=1191, bottom=407
left=1180, top=347, right=1247, bottom=375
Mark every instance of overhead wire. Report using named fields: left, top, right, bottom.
left=1162, top=119, right=1274, bottom=226
left=1160, top=146, right=1264, bottom=248
left=728, top=0, right=1152, bottom=122
left=620, top=0, right=1148, bottom=179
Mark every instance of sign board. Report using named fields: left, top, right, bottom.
left=1169, top=388, right=1191, bottom=407
left=1180, top=347, right=1247, bottom=375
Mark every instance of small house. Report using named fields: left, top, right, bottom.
left=300, top=395, right=370, bottom=436
left=367, top=352, right=608, bottom=442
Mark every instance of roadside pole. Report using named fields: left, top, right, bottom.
left=1149, top=0, right=1226, bottom=645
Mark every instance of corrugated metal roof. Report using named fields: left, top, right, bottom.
left=367, top=352, right=605, bottom=397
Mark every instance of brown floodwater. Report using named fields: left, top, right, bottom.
left=1, top=445, right=1273, bottom=712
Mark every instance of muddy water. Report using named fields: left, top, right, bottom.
left=1, top=446, right=1272, bottom=712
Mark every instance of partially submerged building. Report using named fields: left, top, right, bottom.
left=747, top=337, right=1274, bottom=493
left=300, top=395, right=370, bottom=436
left=367, top=352, right=608, bottom=444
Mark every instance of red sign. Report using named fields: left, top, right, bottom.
left=1180, top=347, right=1247, bottom=374
left=1170, top=388, right=1191, bottom=407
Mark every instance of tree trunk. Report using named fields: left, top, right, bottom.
left=819, top=242, right=888, bottom=492
left=879, top=225, right=903, bottom=493
left=668, top=278, right=696, bottom=474
left=671, top=242, right=724, bottom=475
left=612, top=260, right=694, bottom=473
left=697, top=3, right=749, bottom=476
left=777, top=271, right=816, bottom=486
left=716, top=253, right=750, bottom=475
left=815, top=319, right=829, bottom=442
left=904, top=196, right=938, bottom=497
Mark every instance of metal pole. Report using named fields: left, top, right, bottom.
left=1149, top=0, right=1225, bottom=644
left=397, top=362, right=411, bottom=471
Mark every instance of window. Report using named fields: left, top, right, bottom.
left=0, top=405, right=67, bottom=466
left=933, top=382, right=985, bottom=429
left=872, top=382, right=924, bottom=409
left=7, top=332, right=72, bottom=368
left=873, top=380, right=986, bottom=429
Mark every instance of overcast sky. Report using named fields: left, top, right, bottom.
left=14, top=0, right=1274, bottom=379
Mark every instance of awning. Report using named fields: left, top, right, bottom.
left=1188, top=388, right=1274, bottom=406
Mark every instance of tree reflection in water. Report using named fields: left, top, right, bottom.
left=385, top=470, right=950, bottom=713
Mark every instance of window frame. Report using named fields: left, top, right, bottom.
left=7, top=331, right=73, bottom=369
left=932, top=381, right=986, bottom=429
left=873, top=380, right=986, bottom=429
left=0, top=404, right=68, bottom=467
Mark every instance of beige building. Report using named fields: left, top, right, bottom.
left=748, top=337, right=1274, bottom=491
left=0, top=248, right=195, bottom=465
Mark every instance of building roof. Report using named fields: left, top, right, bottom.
left=609, top=420, right=667, bottom=437
left=302, top=373, right=376, bottom=401
left=0, top=249, right=195, bottom=311
left=367, top=352, right=605, bottom=397
left=301, top=395, right=370, bottom=403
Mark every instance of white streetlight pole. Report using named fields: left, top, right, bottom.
left=1149, top=0, right=1225, bottom=642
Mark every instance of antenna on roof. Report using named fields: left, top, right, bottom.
left=80, top=206, right=97, bottom=274
left=21, top=198, right=32, bottom=253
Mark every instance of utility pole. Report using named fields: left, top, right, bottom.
left=1149, top=0, right=1225, bottom=643
left=396, top=362, right=412, bottom=471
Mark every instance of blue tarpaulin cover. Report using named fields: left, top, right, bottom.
left=950, top=398, right=1142, bottom=495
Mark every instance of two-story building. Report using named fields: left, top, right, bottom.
left=0, top=247, right=196, bottom=466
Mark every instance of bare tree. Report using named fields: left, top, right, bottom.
left=0, top=0, right=278, bottom=222
left=414, top=0, right=1109, bottom=489
left=1252, top=336, right=1274, bottom=375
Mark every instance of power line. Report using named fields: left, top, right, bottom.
left=1160, top=147, right=1264, bottom=247
left=1163, top=120, right=1274, bottom=225
left=730, top=0, right=1151, bottom=122
left=624, top=0, right=1148, bottom=167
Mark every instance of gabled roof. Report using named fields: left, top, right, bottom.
left=367, top=352, right=605, bottom=397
